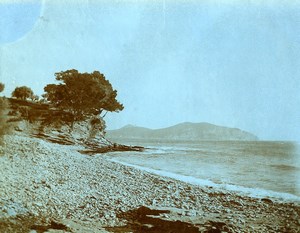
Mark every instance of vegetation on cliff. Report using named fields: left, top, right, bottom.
left=43, top=69, right=123, bottom=124
left=1, top=70, right=144, bottom=153
left=0, top=70, right=119, bottom=144
left=11, top=86, right=35, bottom=101
left=0, top=83, right=11, bottom=144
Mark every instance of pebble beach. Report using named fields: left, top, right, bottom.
left=0, top=135, right=299, bottom=232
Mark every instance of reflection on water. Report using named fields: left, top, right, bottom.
left=106, top=139, right=300, bottom=202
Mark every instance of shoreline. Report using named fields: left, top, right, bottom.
left=107, top=157, right=300, bottom=204
left=0, top=135, right=299, bottom=232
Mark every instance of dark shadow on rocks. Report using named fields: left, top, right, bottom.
left=79, top=144, right=145, bottom=155
left=0, top=216, right=70, bottom=233
left=31, top=220, right=71, bottom=233
left=106, top=206, right=199, bottom=233
left=106, top=206, right=234, bottom=233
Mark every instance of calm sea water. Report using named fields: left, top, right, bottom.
left=106, top=139, right=300, bottom=203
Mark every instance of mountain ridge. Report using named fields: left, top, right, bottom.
left=107, top=122, right=258, bottom=141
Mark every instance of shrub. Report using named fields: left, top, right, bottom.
left=0, top=83, right=4, bottom=93
left=0, top=83, right=12, bottom=145
left=12, top=86, right=34, bottom=100
left=0, top=97, right=10, bottom=145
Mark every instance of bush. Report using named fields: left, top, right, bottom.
left=0, top=97, right=10, bottom=145
left=89, top=116, right=106, bottom=139
left=12, top=86, right=34, bottom=100
left=0, top=83, right=11, bottom=145
left=0, top=83, right=4, bottom=93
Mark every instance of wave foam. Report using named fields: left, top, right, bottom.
left=109, top=158, right=300, bottom=204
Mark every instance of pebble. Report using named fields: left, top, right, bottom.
left=6, top=208, right=17, bottom=217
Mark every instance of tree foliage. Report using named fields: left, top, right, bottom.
left=12, top=86, right=34, bottom=100
left=43, top=69, right=124, bottom=121
left=0, top=83, right=10, bottom=143
left=0, top=83, right=4, bottom=93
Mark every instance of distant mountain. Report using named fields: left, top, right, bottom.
left=107, top=122, right=258, bottom=141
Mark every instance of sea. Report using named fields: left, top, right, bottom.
left=105, top=139, right=300, bottom=203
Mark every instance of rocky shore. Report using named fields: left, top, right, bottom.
left=0, top=135, right=299, bottom=232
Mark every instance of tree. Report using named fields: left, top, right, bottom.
left=43, top=69, right=124, bottom=122
left=0, top=83, right=10, bottom=143
left=12, top=86, right=34, bottom=100
left=0, top=83, right=4, bottom=93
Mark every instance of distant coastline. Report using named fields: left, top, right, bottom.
left=107, top=122, right=258, bottom=141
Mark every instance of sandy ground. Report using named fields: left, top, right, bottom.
left=0, top=135, right=299, bottom=232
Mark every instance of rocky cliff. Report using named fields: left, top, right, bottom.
left=5, top=98, right=142, bottom=153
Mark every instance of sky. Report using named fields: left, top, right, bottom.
left=0, top=0, right=300, bottom=141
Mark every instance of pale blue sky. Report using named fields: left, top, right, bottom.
left=0, top=0, right=300, bottom=140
